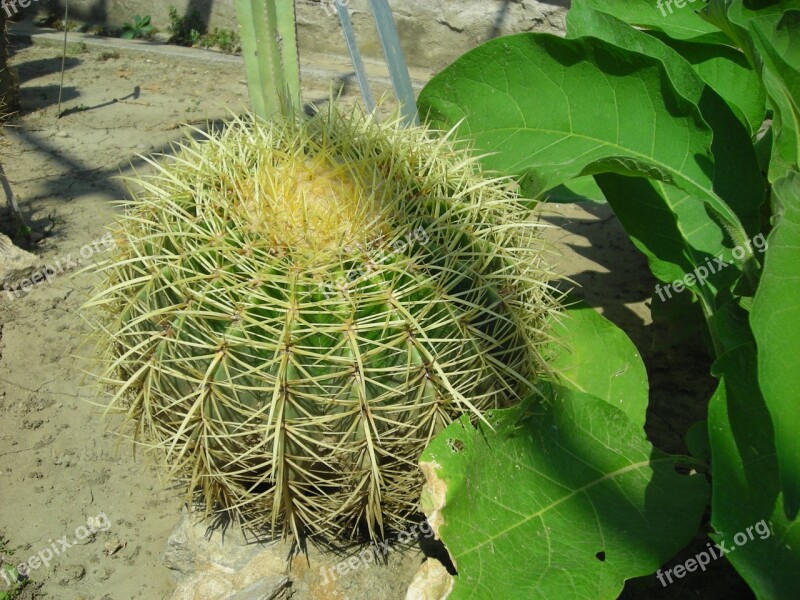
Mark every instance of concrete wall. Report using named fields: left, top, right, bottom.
left=53, top=0, right=569, bottom=70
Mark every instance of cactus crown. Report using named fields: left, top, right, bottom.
left=86, top=105, right=558, bottom=542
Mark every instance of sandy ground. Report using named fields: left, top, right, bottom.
left=0, top=23, right=750, bottom=600
left=0, top=29, right=254, bottom=600
left=0, top=27, right=461, bottom=600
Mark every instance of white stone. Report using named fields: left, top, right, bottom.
left=0, top=233, right=38, bottom=287
left=405, top=559, right=454, bottom=600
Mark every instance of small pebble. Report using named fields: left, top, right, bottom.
left=104, top=539, right=125, bottom=556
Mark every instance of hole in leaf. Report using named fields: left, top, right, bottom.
left=447, top=439, right=465, bottom=453
left=595, top=551, right=606, bottom=562
left=420, top=528, right=458, bottom=576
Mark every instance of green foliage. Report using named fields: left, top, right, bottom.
left=97, top=51, right=120, bottom=62
left=420, top=307, right=708, bottom=598
left=707, top=336, right=800, bottom=599
left=751, top=173, right=800, bottom=518
left=83, top=24, right=115, bottom=37
left=545, top=304, right=649, bottom=428
left=571, top=0, right=730, bottom=44
left=85, top=107, right=558, bottom=542
left=198, top=28, right=241, bottom=54
left=51, top=19, right=78, bottom=32
left=120, top=15, right=154, bottom=40
left=417, top=0, right=800, bottom=597
left=166, top=13, right=240, bottom=54
left=167, top=6, right=206, bottom=46
left=0, top=535, right=28, bottom=600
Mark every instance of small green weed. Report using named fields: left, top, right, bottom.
left=184, top=98, right=201, bottom=114
left=83, top=24, right=115, bottom=37
left=121, top=15, right=155, bottom=40
left=51, top=19, right=78, bottom=32
left=0, top=535, right=29, bottom=600
left=198, top=28, right=240, bottom=53
left=65, top=41, right=87, bottom=55
left=167, top=6, right=206, bottom=46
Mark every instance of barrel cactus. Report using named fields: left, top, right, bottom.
left=87, top=105, right=557, bottom=541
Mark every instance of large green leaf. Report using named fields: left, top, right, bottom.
left=701, top=1, right=797, bottom=42
left=568, top=1, right=766, bottom=135
left=701, top=0, right=791, bottom=63
left=751, top=12, right=800, bottom=181
left=562, top=2, right=765, bottom=323
left=708, top=334, right=800, bottom=599
left=547, top=304, right=649, bottom=429
left=751, top=172, right=800, bottom=519
left=419, top=306, right=707, bottom=598
left=419, top=384, right=708, bottom=600
left=419, top=32, right=709, bottom=202
left=563, top=3, right=765, bottom=332
left=594, top=173, right=737, bottom=325
left=573, top=0, right=730, bottom=44
left=652, top=32, right=767, bottom=135
left=702, top=2, right=800, bottom=180
left=418, top=33, right=756, bottom=285
left=566, top=3, right=764, bottom=230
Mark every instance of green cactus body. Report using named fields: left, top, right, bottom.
left=88, top=106, right=557, bottom=541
